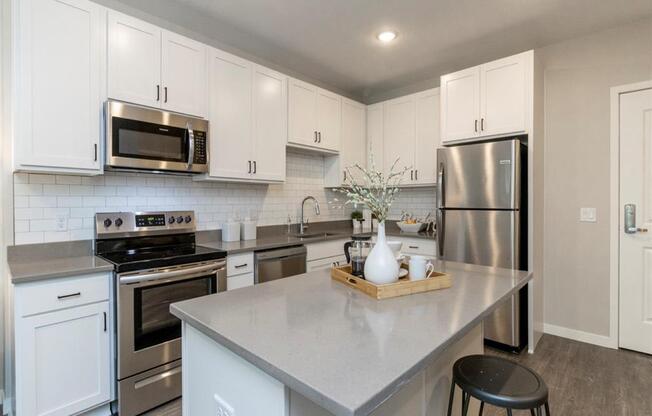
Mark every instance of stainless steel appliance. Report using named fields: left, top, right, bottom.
left=436, top=138, right=527, bottom=350
left=105, top=101, right=209, bottom=174
left=95, top=211, right=226, bottom=416
left=254, top=246, right=307, bottom=284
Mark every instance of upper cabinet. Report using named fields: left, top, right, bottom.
left=288, top=78, right=341, bottom=153
left=366, top=103, right=385, bottom=172
left=414, top=88, right=441, bottom=185
left=441, top=50, right=531, bottom=144
left=324, top=98, right=366, bottom=187
left=384, top=95, right=416, bottom=178
left=14, top=0, right=105, bottom=175
left=201, top=48, right=286, bottom=183
left=108, top=11, right=207, bottom=117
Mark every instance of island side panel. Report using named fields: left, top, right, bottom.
left=182, top=323, right=288, bottom=415
left=288, top=324, right=483, bottom=416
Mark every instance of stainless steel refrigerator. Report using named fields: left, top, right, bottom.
left=436, top=138, right=527, bottom=350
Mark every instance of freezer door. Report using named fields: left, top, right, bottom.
left=439, top=209, right=519, bottom=269
left=437, top=139, right=520, bottom=209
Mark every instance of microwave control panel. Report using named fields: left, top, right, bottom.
left=193, top=131, right=207, bottom=164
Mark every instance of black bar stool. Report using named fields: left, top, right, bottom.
left=447, top=355, right=550, bottom=416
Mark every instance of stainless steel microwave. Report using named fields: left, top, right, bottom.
left=105, top=101, right=208, bottom=174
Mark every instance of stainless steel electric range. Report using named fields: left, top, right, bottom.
left=94, top=211, right=226, bottom=416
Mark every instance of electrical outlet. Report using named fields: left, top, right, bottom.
left=56, top=215, right=68, bottom=231
left=580, top=207, right=597, bottom=223
left=214, top=394, right=234, bottom=416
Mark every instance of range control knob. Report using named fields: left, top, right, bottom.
left=185, top=215, right=192, bottom=223
left=114, top=218, right=123, bottom=227
left=103, top=218, right=112, bottom=228
left=176, top=216, right=184, bottom=224
left=168, top=216, right=175, bottom=224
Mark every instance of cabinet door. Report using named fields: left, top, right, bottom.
left=316, top=88, right=341, bottom=151
left=15, top=0, right=104, bottom=173
left=16, top=301, right=110, bottom=416
left=252, top=65, right=287, bottom=182
left=206, top=49, right=253, bottom=180
left=288, top=78, right=318, bottom=147
left=440, top=66, right=480, bottom=142
left=480, top=53, right=527, bottom=137
left=338, top=98, right=366, bottom=184
left=366, top=103, right=385, bottom=173
left=108, top=11, right=161, bottom=108
left=383, top=96, right=416, bottom=181
left=161, top=31, right=207, bottom=117
left=414, top=88, right=440, bottom=185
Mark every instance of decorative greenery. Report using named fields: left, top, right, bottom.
left=339, top=148, right=410, bottom=223
left=351, top=210, right=363, bottom=221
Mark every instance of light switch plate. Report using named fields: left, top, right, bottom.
left=214, top=394, right=234, bottom=416
left=580, top=207, right=597, bottom=222
left=56, top=215, right=68, bottom=231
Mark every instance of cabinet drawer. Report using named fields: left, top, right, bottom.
left=15, top=272, right=110, bottom=317
left=307, top=239, right=348, bottom=261
left=397, top=238, right=437, bottom=257
left=227, top=252, right=254, bottom=276
left=227, top=273, right=254, bottom=291
left=307, top=255, right=347, bottom=272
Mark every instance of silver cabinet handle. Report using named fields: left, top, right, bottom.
left=409, top=245, right=419, bottom=249
left=343, top=170, right=347, bottom=181
left=318, top=132, right=322, bottom=143
left=253, top=160, right=257, bottom=174
left=474, top=119, right=478, bottom=133
left=156, top=85, right=160, bottom=101
left=94, top=143, right=98, bottom=162
left=410, top=170, right=414, bottom=181
left=248, top=160, right=252, bottom=173
left=415, top=169, right=418, bottom=180
left=57, top=292, right=81, bottom=300
left=234, top=263, right=248, bottom=269
left=164, top=86, right=168, bottom=103
left=481, top=118, right=485, bottom=131
left=314, top=131, right=318, bottom=142
left=625, top=204, right=649, bottom=234
left=103, top=311, right=107, bottom=332
left=186, top=123, right=195, bottom=168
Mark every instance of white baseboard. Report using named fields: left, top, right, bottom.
left=543, top=323, right=617, bottom=349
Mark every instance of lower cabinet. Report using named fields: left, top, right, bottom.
left=307, top=255, right=347, bottom=272
left=393, top=237, right=437, bottom=257
left=14, top=273, right=112, bottom=416
left=226, top=252, right=255, bottom=290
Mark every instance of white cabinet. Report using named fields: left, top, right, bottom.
left=440, top=51, right=531, bottom=143
left=108, top=10, right=206, bottom=117
left=203, top=48, right=286, bottom=183
left=227, top=252, right=255, bottom=290
left=414, top=88, right=441, bottom=185
left=307, top=255, right=347, bottom=272
left=366, top=103, right=385, bottom=172
left=288, top=78, right=341, bottom=152
left=14, top=273, right=112, bottom=416
left=14, top=0, right=105, bottom=175
left=383, top=95, right=416, bottom=177
left=325, top=98, right=366, bottom=187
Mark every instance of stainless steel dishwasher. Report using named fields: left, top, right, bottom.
left=254, top=245, right=307, bottom=284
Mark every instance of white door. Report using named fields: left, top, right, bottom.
left=161, top=31, right=207, bottom=117
left=366, top=103, right=384, bottom=173
left=440, top=66, right=480, bottom=143
left=383, top=96, right=415, bottom=181
left=316, top=88, right=341, bottom=151
left=340, top=98, right=366, bottom=184
left=16, top=302, right=110, bottom=416
left=480, top=53, right=527, bottom=137
left=288, top=78, right=318, bottom=147
left=108, top=11, right=161, bottom=108
left=414, top=88, right=440, bottom=185
left=619, top=87, right=652, bottom=355
left=206, top=48, right=253, bottom=180
left=252, top=65, right=287, bottom=182
left=15, top=0, right=104, bottom=173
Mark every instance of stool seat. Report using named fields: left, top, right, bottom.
left=453, top=355, right=549, bottom=410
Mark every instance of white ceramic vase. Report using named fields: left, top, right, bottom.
left=364, top=221, right=399, bottom=284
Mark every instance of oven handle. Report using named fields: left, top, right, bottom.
left=186, top=122, right=195, bottom=169
left=119, top=261, right=225, bottom=285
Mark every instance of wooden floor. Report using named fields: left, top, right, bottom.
left=140, top=335, right=652, bottom=416
left=483, top=334, right=652, bottom=416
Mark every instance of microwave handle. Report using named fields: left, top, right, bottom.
left=187, top=123, right=195, bottom=169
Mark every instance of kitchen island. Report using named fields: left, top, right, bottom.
left=171, top=261, right=532, bottom=416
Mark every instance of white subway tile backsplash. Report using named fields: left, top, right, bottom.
left=12, top=151, right=434, bottom=244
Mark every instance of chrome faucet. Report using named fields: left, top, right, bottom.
left=300, top=196, right=320, bottom=235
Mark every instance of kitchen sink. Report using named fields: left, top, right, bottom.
left=291, top=232, right=343, bottom=240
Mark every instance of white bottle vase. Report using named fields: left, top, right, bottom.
left=364, top=221, right=399, bottom=284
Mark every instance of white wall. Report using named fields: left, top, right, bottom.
left=540, top=17, right=652, bottom=340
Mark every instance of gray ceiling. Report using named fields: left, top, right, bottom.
left=111, top=0, right=652, bottom=103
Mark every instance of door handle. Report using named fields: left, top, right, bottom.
left=415, top=169, right=418, bottom=180
left=314, top=131, right=318, bottom=142
left=186, top=123, right=195, bottom=169
left=248, top=160, right=252, bottom=174
left=156, top=85, right=160, bottom=101
left=474, top=119, right=478, bottom=133
left=253, top=160, right=257, bottom=174
left=625, top=204, right=648, bottom=234
left=164, top=86, right=168, bottom=103
left=318, top=132, right=322, bottom=143
left=481, top=118, right=485, bottom=131
left=103, top=311, right=107, bottom=332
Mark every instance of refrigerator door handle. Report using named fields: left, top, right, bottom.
left=437, top=162, right=445, bottom=257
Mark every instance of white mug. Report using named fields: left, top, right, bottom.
left=409, top=255, right=435, bottom=280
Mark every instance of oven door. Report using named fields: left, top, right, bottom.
left=106, top=101, right=208, bottom=173
left=117, top=260, right=226, bottom=380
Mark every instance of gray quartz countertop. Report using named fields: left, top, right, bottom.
left=171, top=261, right=531, bottom=416
left=8, top=241, right=114, bottom=284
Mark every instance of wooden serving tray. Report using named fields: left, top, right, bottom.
left=331, top=263, right=451, bottom=300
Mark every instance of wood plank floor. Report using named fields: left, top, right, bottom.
left=139, top=335, right=652, bottom=416
left=483, top=334, right=652, bottom=416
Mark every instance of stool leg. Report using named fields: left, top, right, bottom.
left=462, top=392, right=470, bottom=416
left=478, top=401, right=484, bottom=416
left=530, top=410, right=536, bottom=416
left=544, top=402, right=551, bottom=416
left=536, top=407, right=542, bottom=416
left=506, top=410, right=513, bottom=416
left=446, top=381, right=455, bottom=416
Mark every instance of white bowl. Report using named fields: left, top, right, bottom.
left=397, top=222, right=426, bottom=233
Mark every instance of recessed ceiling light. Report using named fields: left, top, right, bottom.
left=377, top=31, right=397, bottom=43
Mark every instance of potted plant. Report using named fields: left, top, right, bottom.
left=351, top=210, right=363, bottom=232
left=340, top=150, right=409, bottom=284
